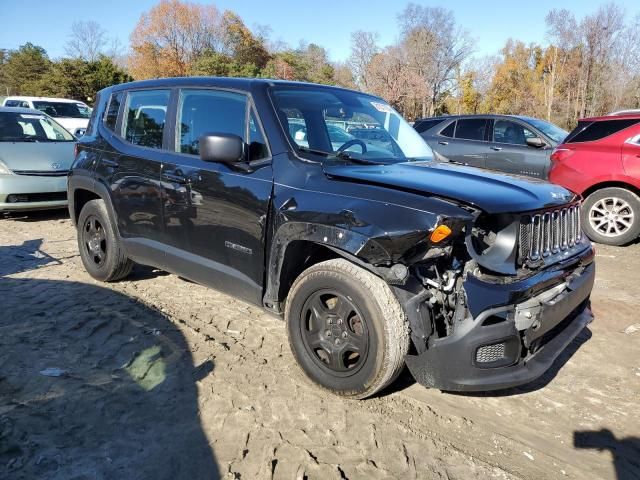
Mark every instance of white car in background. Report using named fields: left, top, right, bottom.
left=2, top=96, right=91, bottom=137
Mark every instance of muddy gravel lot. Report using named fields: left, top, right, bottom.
left=1, top=210, right=639, bottom=480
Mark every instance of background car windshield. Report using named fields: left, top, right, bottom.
left=0, top=112, right=75, bottom=142
left=525, top=118, right=568, bottom=143
left=32, top=101, right=90, bottom=119
left=270, top=87, right=433, bottom=162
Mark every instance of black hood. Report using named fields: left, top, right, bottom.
left=323, top=161, right=576, bottom=214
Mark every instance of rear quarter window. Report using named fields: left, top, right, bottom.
left=103, top=92, right=124, bottom=132
left=414, top=118, right=445, bottom=134
left=565, top=119, right=639, bottom=143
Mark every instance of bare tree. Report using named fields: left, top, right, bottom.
left=398, top=4, right=473, bottom=117
left=65, top=21, right=108, bottom=61
left=348, top=31, right=379, bottom=90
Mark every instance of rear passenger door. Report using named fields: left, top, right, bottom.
left=433, top=118, right=487, bottom=168
left=95, top=89, right=170, bottom=248
left=487, top=119, right=549, bottom=178
left=159, top=88, right=273, bottom=305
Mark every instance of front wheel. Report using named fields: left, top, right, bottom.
left=582, top=187, right=640, bottom=246
left=77, top=199, right=133, bottom=281
left=285, top=259, right=409, bottom=399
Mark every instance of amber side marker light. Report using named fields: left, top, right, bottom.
left=430, top=225, right=452, bottom=243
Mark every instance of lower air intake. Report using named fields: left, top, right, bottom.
left=475, top=343, right=506, bottom=363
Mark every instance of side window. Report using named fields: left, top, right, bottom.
left=5, top=100, right=20, bottom=107
left=278, top=108, right=307, bottom=146
left=455, top=119, right=487, bottom=141
left=103, top=92, right=123, bottom=132
left=248, top=108, right=269, bottom=161
left=177, top=89, right=247, bottom=155
left=440, top=121, right=455, bottom=138
left=84, top=94, right=98, bottom=134
left=493, top=120, right=532, bottom=146
left=565, top=119, right=639, bottom=143
left=122, top=90, right=170, bottom=149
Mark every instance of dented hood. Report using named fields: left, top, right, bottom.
left=323, top=161, right=576, bottom=214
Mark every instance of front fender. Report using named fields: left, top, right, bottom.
left=263, top=181, right=475, bottom=309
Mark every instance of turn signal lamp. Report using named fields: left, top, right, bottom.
left=430, top=225, right=452, bottom=243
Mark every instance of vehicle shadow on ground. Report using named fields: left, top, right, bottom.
left=574, top=429, right=640, bottom=480
left=380, top=327, right=592, bottom=399
left=0, top=248, right=220, bottom=479
left=2, top=208, right=70, bottom=222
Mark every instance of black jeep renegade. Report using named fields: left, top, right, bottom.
left=68, top=78, right=595, bottom=398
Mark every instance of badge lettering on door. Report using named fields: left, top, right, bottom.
left=225, top=241, right=252, bottom=255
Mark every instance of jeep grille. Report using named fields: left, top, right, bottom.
left=519, top=204, right=583, bottom=265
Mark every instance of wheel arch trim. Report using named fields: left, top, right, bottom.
left=68, top=175, right=121, bottom=238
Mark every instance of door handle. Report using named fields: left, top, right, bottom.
left=101, top=158, right=119, bottom=168
left=163, top=173, right=188, bottom=184
left=490, top=146, right=502, bottom=151
left=438, top=141, right=449, bottom=145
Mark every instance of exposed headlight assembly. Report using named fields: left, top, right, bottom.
left=465, top=214, right=519, bottom=275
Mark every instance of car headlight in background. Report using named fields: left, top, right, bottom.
left=0, top=161, right=13, bottom=175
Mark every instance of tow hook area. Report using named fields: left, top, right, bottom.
left=514, top=282, right=567, bottom=331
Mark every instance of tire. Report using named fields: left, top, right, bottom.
left=581, top=188, right=640, bottom=246
left=77, top=199, right=133, bottom=281
left=285, top=258, right=409, bottom=399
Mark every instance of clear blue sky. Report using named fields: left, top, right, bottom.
left=2, top=0, right=639, bottom=61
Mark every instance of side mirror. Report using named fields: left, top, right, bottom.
left=526, top=137, right=546, bottom=148
left=199, top=133, right=245, bottom=163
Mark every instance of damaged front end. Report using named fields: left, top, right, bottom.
left=393, top=202, right=595, bottom=392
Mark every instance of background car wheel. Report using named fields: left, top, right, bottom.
left=285, top=258, right=409, bottom=399
left=581, top=187, right=640, bottom=246
left=77, top=199, right=133, bottom=281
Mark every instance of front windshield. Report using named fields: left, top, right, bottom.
left=270, top=86, right=433, bottom=163
left=32, top=101, right=91, bottom=119
left=0, top=112, right=75, bottom=142
left=526, top=118, right=568, bottom=143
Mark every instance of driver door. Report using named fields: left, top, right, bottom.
left=159, top=88, right=273, bottom=305
left=486, top=119, right=549, bottom=178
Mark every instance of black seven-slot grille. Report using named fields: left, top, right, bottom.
left=519, top=203, right=583, bottom=265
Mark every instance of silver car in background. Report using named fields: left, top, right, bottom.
left=0, top=107, right=76, bottom=212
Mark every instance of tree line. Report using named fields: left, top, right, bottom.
left=1, top=0, right=638, bottom=129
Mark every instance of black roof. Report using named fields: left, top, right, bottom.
left=107, top=77, right=367, bottom=97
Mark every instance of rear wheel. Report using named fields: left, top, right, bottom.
left=77, top=199, right=133, bottom=281
left=285, top=259, right=409, bottom=399
left=582, top=188, right=640, bottom=246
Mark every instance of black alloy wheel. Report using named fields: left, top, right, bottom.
left=82, top=215, right=107, bottom=267
left=300, top=290, right=369, bottom=375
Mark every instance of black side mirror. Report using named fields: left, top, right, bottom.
left=199, top=133, right=245, bottom=163
left=526, top=137, right=546, bottom=148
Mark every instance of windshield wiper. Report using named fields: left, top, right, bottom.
left=297, top=146, right=382, bottom=165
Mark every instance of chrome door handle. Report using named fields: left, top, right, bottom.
left=438, top=141, right=449, bottom=145
left=490, top=146, right=502, bottom=151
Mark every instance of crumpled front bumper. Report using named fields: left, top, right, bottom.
left=405, top=252, right=595, bottom=392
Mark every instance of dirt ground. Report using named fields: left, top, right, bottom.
left=1, top=210, right=639, bottom=480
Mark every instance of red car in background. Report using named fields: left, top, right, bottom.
left=549, top=114, right=640, bottom=245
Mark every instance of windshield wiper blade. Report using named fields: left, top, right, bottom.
left=297, top=146, right=381, bottom=165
